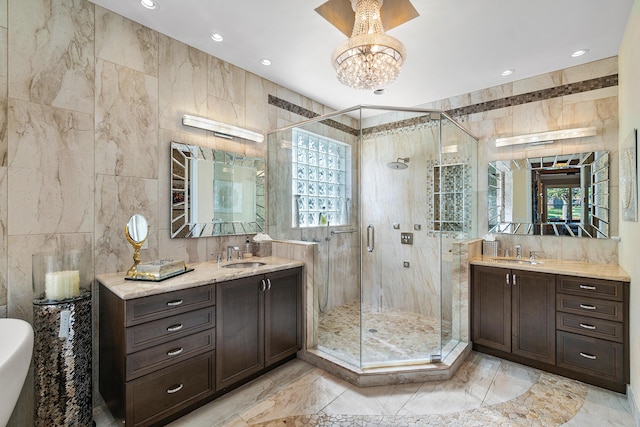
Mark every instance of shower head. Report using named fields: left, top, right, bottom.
left=386, top=157, right=410, bottom=170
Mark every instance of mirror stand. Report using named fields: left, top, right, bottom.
left=125, top=224, right=147, bottom=278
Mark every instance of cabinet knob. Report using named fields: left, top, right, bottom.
left=166, top=384, right=184, bottom=394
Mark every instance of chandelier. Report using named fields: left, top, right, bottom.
left=331, top=0, right=407, bottom=90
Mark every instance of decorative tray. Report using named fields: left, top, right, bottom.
left=125, top=267, right=195, bottom=282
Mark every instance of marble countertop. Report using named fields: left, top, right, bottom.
left=470, top=256, right=630, bottom=282
left=97, top=256, right=305, bottom=300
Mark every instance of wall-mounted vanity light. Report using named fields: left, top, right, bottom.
left=495, top=126, right=597, bottom=148
left=182, top=114, right=264, bottom=143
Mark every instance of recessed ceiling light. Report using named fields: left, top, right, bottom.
left=140, top=0, right=157, bottom=10
left=260, top=58, right=272, bottom=66
left=501, top=69, right=514, bottom=77
left=211, top=33, right=224, bottom=42
left=374, top=89, right=386, bottom=95
left=571, top=49, right=589, bottom=57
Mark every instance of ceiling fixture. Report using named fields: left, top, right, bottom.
left=571, top=49, right=589, bottom=57
left=495, top=127, right=597, bottom=147
left=140, top=0, right=157, bottom=10
left=211, top=33, right=224, bottom=42
left=182, top=114, right=264, bottom=143
left=501, top=69, right=514, bottom=76
left=331, top=0, right=407, bottom=90
left=260, top=58, right=272, bottom=66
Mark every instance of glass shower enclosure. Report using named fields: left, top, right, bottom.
left=268, top=105, right=477, bottom=370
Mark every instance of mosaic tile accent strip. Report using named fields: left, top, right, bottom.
left=267, top=95, right=359, bottom=136
left=269, top=74, right=618, bottom=126
left=257, top=372, right=588, bottom=426
left=446, top=74, right=618, bottom=118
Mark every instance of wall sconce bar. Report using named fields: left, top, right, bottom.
left=182, top=114, right=264, bottom=143
left=495, top=126, right=597, bottom=147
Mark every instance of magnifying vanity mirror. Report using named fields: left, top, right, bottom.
left=125, top=214, right=149, bottom=277
left=170, top=142, right=266, bottom=238
left=488, top=151, right=609, bottom=238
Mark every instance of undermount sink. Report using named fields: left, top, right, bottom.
left=496, top=258, right=543, bottom=265
left=0, top=318, right=34, bottom=426
left=223, top=261, right=266, bottom=269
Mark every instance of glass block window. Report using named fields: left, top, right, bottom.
left=292, top=128, right=351, bottom=227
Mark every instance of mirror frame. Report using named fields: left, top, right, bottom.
left=488, top=151, right=610, bottom=238
left=170, top=142, right=266, bottom=238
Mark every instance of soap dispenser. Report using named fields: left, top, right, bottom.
left=245, top=237, right=253, bottom=256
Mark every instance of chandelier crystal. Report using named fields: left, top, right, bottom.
left=331, top=0, right=407, bottom=90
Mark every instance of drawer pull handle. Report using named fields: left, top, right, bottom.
left=579, top=323, right=597, bottom=330
left=579, top=284, right=597, bottom=291
left=167, top=347, right=184, bottom=356
left=167, top=299, right=183, bottom=307
left=579, top=352, right=597, bottom=360
left=166, top=384, right=184, bottom=394
left=506, top=274, right=510, bottom=285
left=579, top=304, right=597, bottom=310
left=167, top=324, right=183, bottom=332
left=266, top=278, right=272, bottom=291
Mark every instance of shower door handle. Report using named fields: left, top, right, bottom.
left=367, top=225, right=375, bottom=252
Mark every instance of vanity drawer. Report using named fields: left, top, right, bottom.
left=126, top=351, right=215, bottom=427
left=557, top=276, right=623, bottom=301
left=125, top=285, right=215, bottom=326
left=556, top=294, right=623, bottom=322
left=126, top=329, right=215, bottom=381
left=557, top=331, right=624, bottom=383
left=126, top=306, right=215, bottom=354
left=556, top=312, right=623, bottom=343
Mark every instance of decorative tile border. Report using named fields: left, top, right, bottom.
left=268, top=74, right=618, bottom=131
left=447, top=74, right=618, bottom=117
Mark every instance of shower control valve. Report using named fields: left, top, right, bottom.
left=400, top=232, right=413, bottom=245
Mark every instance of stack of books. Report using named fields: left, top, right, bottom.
left=135, top=259, right=186, bottom=280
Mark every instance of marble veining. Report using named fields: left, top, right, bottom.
left=96, top=256, right=304, bottom=300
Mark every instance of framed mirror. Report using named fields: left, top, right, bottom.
left=488, top=151, right=609, bottom=238
left=170, top=142, right=266, bottom=238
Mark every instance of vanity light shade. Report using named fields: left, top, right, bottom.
left=182, top=114, right=264, bottom=143
left=495, top=127, right=597, bottom=147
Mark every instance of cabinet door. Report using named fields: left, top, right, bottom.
left=472, top=266, right=511, bottom=352
left=216, top=275, right=264, bottom=391
left=265, top=268, right=302, bottom=367
left=511, top=270, right=555, bottom=364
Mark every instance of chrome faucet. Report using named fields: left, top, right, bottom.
left=227, top=246, right=240, bottom=261
left=529, top=250, right=540, bottom=260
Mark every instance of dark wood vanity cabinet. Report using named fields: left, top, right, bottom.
left=216, top=267, right=303, bottom=391
left=99, top=284, right=216, bottom=427
left=472, top=265, right=556, bottom=365
left=99, top=266, right=303, bottom=426
left=472, top=265, right=629, bottom=393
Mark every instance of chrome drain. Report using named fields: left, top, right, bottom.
left=368, top=328, right=378, bottom=333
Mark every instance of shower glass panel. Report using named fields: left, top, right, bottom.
left=267, top=105, right=477, bottom=370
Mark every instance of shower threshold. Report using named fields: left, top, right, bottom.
left=298, top=341, right=471, bottom=387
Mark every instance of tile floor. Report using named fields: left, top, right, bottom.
left=317, top=302, right=452, bottom=367
left=95, top=351, right=636, bottom=426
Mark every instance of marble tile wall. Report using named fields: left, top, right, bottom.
left=1, top=1, right=333, bottom=424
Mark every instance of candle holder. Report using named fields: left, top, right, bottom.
left=32, top=251, right=91, bottom=304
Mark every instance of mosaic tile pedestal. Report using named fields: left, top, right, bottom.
left=33, top=293, right=92, bottom=427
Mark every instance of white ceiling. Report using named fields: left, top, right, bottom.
left=88, top=0, right=633, bottom=115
